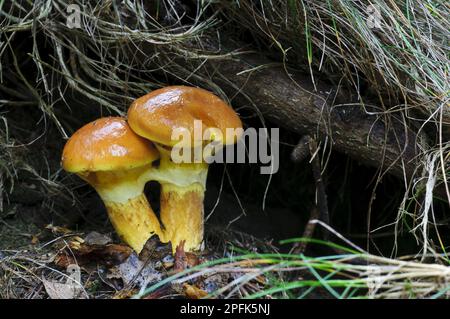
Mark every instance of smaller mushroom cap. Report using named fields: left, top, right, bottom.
left=127, top=86, right=243, bottom=148
left=62, top=117, right=159, bottom=173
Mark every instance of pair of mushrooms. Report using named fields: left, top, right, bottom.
left=62, top=86, right=242, bottom=254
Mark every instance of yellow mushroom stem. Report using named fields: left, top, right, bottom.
left=79, top=165, right=163, bottom=253
left=160, top=183, right=205, bottom=252
left=146, top=147, right=208, bottom=252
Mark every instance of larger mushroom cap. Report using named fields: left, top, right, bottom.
left=62, top=117, right=159, bottom=173
left=127, top=86, right=243, bottom=147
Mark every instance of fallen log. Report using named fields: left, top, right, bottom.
left=174, top=41, right=424, bottom=180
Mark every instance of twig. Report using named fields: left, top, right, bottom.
left=291, top=207, right=320, bottom=255
left=290, top=135, right=330, bottom=253
left=308, top=137, right=330, bottom=229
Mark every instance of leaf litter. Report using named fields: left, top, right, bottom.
left=1, top=225, right=273, bottom=299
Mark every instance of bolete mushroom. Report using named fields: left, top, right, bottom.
left=61, top=117, right=162, bottom=253
left=127, top=86, right=243, bottom=252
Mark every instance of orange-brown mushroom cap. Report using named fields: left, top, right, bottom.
left=62, top=117, right=159, bottom=173
left=127, top=86, right=243, bottom=148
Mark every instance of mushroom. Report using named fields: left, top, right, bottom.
left=61, top=117, right=162, bottom=253
left=127, top=86, right=243, bottom=252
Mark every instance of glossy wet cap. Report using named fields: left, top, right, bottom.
left=62, top=117, right=159, bottom=173
left=127, top=86, right=243, bottom=147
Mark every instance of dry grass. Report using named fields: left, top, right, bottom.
left=139, top=229, right=450, bottom=299
left=221, top=0, right=449, bottom=122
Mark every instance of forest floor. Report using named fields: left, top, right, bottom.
left=0, top=205, right=308, bottom=299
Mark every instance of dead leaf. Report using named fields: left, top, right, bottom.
left=173, top=241, right=201, bottom=274
left=84, top=231, right=112, bottom=246
left=55, top=243, right=132, bottom=268
left=43, top=265, right=87, bottom=299
left=139, top=235, right=171, bottom=260
left=174, top=241, right=187, bottom=272
left=31, top=235, right=39, bottom=245
left=54, top=254, right=76, bottom=268
left=45, top=224, right=73, bottom=235
left=183, top=283, right=208, bottom=299
left=186, top=252, right=201, bottom=267
left=68, top=236, right=84, bottom=250
left=43, top=279, right=81, bottom=299
left=76, top=243, right=132, bottom=265
left=108, top=253, right=162, bottom=288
